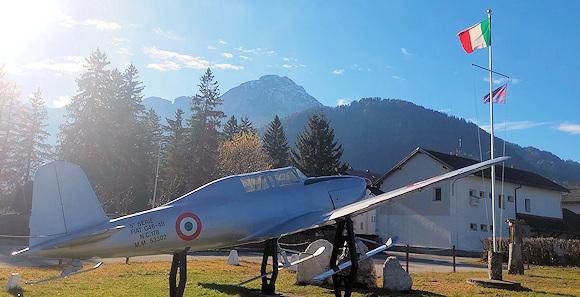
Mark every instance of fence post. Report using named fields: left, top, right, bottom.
left=527, top=259, right=530, bottom=270
left=452, top=245, right=456, bottom=272
left=406, top=244, right=410, bottom=273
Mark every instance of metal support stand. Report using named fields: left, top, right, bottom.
left=169, top=248, right=189, bottom=297
left=329, top=218, right=358, bottom=297
left=261, top=239, right=279, bottom=295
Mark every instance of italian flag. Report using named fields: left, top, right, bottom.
left=458, top=18, right=491, bottom=54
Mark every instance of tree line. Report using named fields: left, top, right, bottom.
left=0, top=49, right=348, bottom=215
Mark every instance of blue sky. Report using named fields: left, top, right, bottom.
left=2, top=0, right=580, bottom=162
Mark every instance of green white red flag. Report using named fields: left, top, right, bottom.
left=458, top=18, right=491, bottom=53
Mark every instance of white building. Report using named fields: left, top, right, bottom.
left=563, top=187, right=580, bottom=214
left=368, top=148, right=568, bottom=252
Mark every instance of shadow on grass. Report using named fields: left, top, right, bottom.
left=8, top=287, right=24, bottom=297
left=340, top=287, right=446, bottom=297
left=528, top=291, right=577, bottom=297
left=528, top=274, right=579, bottom=281
left=200, top=282, right=446, bottom=297
left=199, top=283, right=264, bottom=297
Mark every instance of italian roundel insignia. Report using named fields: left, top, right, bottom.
left=175, top=212, right=202, bottom=241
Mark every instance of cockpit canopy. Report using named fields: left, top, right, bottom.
left=239, top=167, right=307, bottom=193
left=167, top=167, right=309, bottom=205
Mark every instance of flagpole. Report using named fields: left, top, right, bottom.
left=487, top=8, right=497, bottom=253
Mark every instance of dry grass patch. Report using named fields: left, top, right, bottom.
left=0, top=260, right=578, bottom=296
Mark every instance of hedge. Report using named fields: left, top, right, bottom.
left=482, top=237, right=580, bottom=266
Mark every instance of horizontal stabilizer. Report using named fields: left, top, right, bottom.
left=312, top=237, right=397, bottom=282
left=26, top=262, right=103, bottom=285
left=280, top=246, right=325, bottom=268
left=12, top=226, right=124, bottom=256
left=238, top=246, right=326, bottom=286
left=49, top=226, right=125, bottom=249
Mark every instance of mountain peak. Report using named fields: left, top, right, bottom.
left=221, top=75, right=322, bottom=126
left=258, top=74, right=292, bottom=83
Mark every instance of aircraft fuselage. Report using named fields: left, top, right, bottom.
left=33, top=167, right=367, bottom=259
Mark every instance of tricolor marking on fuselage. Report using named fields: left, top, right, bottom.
left=175, top=212, right=202, bottom=241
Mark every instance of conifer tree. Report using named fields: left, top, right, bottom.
left=291, top=113, right=348, bottom=176
left=263, top=115, right=290, bottom=168
left=0, top=68, right=28, bottom=200
left=139, top=108, right=162, bottom=209
left=21, top=88, right=52, bottom=181
left=117, top=64, right=149, bottom=211
left=160, top=109, right=188, bottom=203
left=239, top=116, right=257, bottom=135
left=58, top=50, right=151, bottom=213
left=223, top=115, right=239, bottom=140
left=58, top=49, right=111, bottom=176
left=187, top=68, right=225, bottom=188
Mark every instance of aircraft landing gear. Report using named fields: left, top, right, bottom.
left=169, top=248, right=189, bottom=297
left=330, top=218, right=358, bottom=297
left=261, top=239, right=279, bottom=295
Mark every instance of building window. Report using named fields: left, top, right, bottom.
left=360, top=222, right=364, bottom=229
left=433, top=187, right=442, bottom=201
left=479, top=191, right=486, bottom=198
left=525, top=199, right=531, bottom=212
left=498, top=194, right=505, bottom=209
left=490, top=224, right=493, bottom=231
left=470, top=223, right=478, bottom=231
left=371, top=216, right=375, bottom=222
left=507, top=195, right=514, bottom=202
left=480, top=224, right=488, bottom=232
left=469, top=189, right=477, bottom=197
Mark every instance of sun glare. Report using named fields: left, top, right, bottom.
left=0, top=1, right=59, bottom=65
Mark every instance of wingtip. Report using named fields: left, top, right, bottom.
left=494, top=156, right=511, bottom=162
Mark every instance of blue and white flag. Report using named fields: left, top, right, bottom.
left=483, top=83, right=508, bottom=104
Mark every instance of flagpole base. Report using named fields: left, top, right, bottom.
left=488, top=251, right=503, bottom=280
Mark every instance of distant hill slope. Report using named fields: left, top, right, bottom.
left=142, top=96, right=190, bottom=123
left=281, top=98, right=580, bottom=184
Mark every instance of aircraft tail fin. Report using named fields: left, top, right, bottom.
left=29, top=161, right=109, bottom=247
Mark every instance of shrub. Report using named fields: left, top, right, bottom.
left=482, top=237, right=580, bottom=266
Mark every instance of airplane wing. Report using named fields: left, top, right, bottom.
left=328, top=156, right=510, bottom=221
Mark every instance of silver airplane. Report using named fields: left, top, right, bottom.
left=12, top=157, right=508, bottom=297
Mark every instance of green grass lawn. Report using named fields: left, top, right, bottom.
left=1, top=260, right=579, bottom=296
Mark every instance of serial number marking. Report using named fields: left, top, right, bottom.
left=131, top=217, right=168, bottom=248
left=149, top=234, right=167, bottom=244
